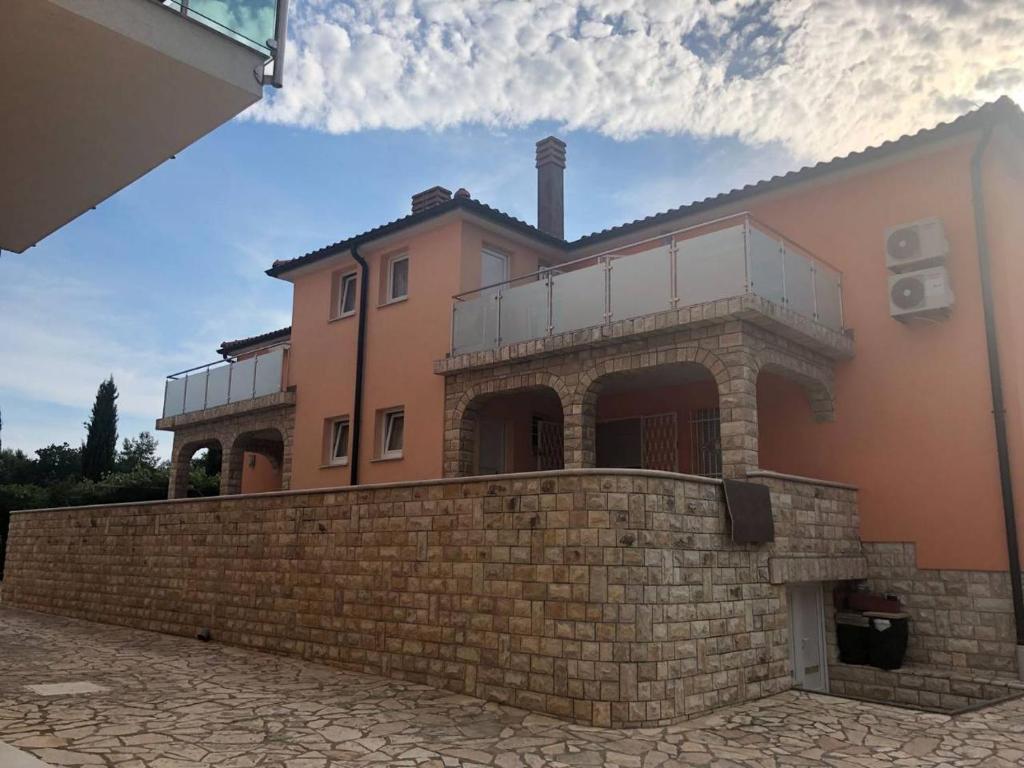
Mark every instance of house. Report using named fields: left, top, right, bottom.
left=5, top=98, right=1024, bottom=726
left=2, top=0, right=290, bottom=253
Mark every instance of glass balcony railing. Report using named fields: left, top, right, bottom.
left=156, top=0, right=284, bottom=56
left=162, top=344, right=287, bottom=418
left=451, top=214, right=844, bottom=357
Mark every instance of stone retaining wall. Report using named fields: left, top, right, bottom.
left=2, top=469, right=860, bottom=727
left=863, top=542, right=1022, bottom=677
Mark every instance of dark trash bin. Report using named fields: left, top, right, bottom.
left=836, top=611, right=871, bottom=665
left=865, top=611, right=910, bottom=670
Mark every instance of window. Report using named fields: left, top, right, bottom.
left=337, top=272, right=357, bottom=317
left=387, top=254, right=409, bottom=302
left=329, top=418, right=350, bottom=465
left=481, top=247, right=508, bottom=289
left=381, top=408, right=405, bottom=459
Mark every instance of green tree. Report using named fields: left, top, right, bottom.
left=117, top=431, right=159, bottom=472
left=81, top=376, right=118, bottom=481
left=34, top=442, right=82, bottom=484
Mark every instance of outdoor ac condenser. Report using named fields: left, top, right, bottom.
left=884, top=217, right=949, bottom=272
left=889, top=266, right=954, bottom=320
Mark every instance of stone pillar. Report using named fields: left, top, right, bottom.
left=167, top=437, right=192, bottom=500
left=717, top=350, right=759, bottom=478
left=221, top=441, right=245, bottom=496
left=563, top=397, right=595, bottom=469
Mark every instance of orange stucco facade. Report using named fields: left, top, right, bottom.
left=234, top=114, right=1024, bottom=576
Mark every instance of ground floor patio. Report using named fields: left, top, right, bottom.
left=1, top=608, right=1022, bottom=768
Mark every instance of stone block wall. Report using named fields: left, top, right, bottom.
left=159, top=393, right=296, bottom=498
left=440, top=317, right=839, bottom=480
left=863, top=542, right=1022, bottom=677
left=2, top=469, right=860, bottom=727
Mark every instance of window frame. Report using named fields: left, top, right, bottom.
left=329, top=417, right=350, bottom=466
left=336, top=271, right=358, bottom=319
left=381, top=408, right=405, bottom=459
left=386, top=254, right=410, bottom=304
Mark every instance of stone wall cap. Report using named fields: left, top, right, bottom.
left=747, top=469, right=859, bottom=491
left=10, top=467, right=723, bottom=515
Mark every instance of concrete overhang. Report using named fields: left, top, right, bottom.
left=1, top=0, right=268, bottom=253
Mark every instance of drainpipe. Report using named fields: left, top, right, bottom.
left=970, top=126, right=1024, bottom=679
left=349, top=244, right=369, bottom=485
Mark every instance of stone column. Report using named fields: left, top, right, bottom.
left=563, top=397, right=595, bottom=469
left=221, top=440, right=245, bottom=496
left=167, top=437, right=192, bottom=500
left=717, top=349, right=759, bottom=478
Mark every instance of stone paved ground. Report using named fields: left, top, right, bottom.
left=1, top=608, right=1023, bottom=767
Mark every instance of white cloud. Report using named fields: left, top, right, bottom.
left=250, top=0, right=1024, bottom=161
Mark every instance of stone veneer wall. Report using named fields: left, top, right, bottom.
left=862, top=542, right=1022, bottom=677
left=440, top=316, right=841, bottom=480
left=160, top=394, right=296, bottom=498
left=2, top=470, right=860, bottom=727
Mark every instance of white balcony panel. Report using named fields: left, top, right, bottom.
left=551, top=265, right=607, bottom=334
left=229, top=358, right=257, bottom=403
left=163, top=378, right=187, bottom=418
left=206, top=366, right=231, bottom=408
left=747, top=227, right=786, bottom=305
left=609, top=245, right=673, bottom=321
left=453, top=294, right=499, bottom=356
left=183, top=370, right=209, bottom=413
left=500, top=280, right=550, bottom=345
left=253, top=347, right=284, bottom=397
left=784, top=246, right=816, bottom=318
left=677, top=226, right=747, bottom=306
left=815, top=262, right=843, bottom=330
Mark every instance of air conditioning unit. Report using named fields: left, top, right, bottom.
left=889, top=266, right=954, bottom=320
left=885, top=218, right=949, bottom=272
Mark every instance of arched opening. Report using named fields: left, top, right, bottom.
left=463, top=386, right=564, bottom=475
left=227, top=428, right=284, bottom=495
left=170, top=439, right=222, bottom=499
left=590, top=363, right=721, bottom=476
left=756, top=367, right=834, bottom=477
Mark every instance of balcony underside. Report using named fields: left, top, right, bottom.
left=1, top=0, right=266, bottom=253
left=435, top=293, right=854, bottom=376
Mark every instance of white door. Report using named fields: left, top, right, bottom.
left=477, top=418, right=506, bottom=475
left=481, top=248, right=509, bottom=290
left=789, top=583, right=828, bottom=692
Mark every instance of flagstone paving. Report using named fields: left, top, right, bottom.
left=1, top=607, right=1023, bottom=767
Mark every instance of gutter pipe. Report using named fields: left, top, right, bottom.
left=970, top=125, right=1024, bottom=679
left=349, top=244, right=369, bottom=485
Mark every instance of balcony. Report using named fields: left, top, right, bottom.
left=2, top=0, right=290, bottom=253
left=450, top=214, right=846, bottom=360
left=161, top=344, right=288, bottom=420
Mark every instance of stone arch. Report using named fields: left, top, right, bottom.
left=168, top=436, right=222, bottom=499
left=444, top=372, right=570, bottom=477
left=567, top=345, right=758, bottom=474
left=224, top=427, right=285, bottom=495
left=755, top=347, right=836, bottom=423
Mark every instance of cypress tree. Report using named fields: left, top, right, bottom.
left=82, top=376, right=119, bottom=481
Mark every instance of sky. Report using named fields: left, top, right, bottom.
left=1, top=0, right=1023, bottom=460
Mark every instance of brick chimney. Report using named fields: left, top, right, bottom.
left=411, top=186, right=452, bottom=214
left=536, top=136, right=566, bottom=239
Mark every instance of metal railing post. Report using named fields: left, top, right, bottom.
left=546, top=274, right=554, bottom=335
left=670, top=236, right=679, bottom=308
left=495, top=289, right=503, bottom=346
left=780, top=240, right=788, bottom=306
left=603, top=257, right=612, bottom=323
left=811, top=262, right=819, bottom=322
left=742, top=217, right=752, bottom=293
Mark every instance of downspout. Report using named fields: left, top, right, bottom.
left=970, top=126, right=1024, bottom=679
left=349, top=244, right=369, bottom=485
